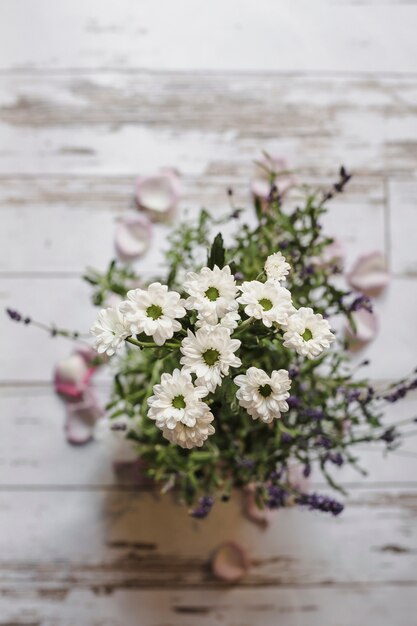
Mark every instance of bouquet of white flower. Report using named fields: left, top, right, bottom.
left=91, top=257, right=336, bottom=451
left=9, top=163, right=415, bottom=519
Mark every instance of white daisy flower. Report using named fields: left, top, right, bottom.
left=90, top=305, right=130, bottom=356
left=119, top=282, right=186, bottom=346
left=183, top=265, right=238, bottom=325
left=264, top=251, right=291, bottom=282
left=180, top=326, right=242, bottom=392
left=234, top=367, right=291, bottom=423
left=196, top=310, right=241, bottom=333
left=283, top=307, right=335, bottom=358
left=148, top=369, right=209, bottom=430
left=237, top=280, right=294, bottom=328
left=161, top=409, right=215, bottom=449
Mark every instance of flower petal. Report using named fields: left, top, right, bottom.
left=242, top=485, right=273, bottom=528
left=135, top=170, right=181, bottom=221
left=347, top=251, right=389, bottom=296
left=211, top=541, right=250, bottom=582
left=345, top=309, right=379, bottom=351
left=114, top=214, right=152, bottom=261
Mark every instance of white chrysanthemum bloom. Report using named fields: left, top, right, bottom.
left=237, top=280, right=294, bottom=328
left=119, top=282, right=186, bottom=346
left=183, top=265, right=238, bottom=325
left=161, top=410, right=215, bottom=449
left=148, top=369, right=209, bottom=430
left=283, top=307, right=335, bottom=358
left=196, top=310, right=241, bottom=333
left=264, top=251, right=291, bottom=282
left=234, top=367, right=291, bottom=423
left=90, top=306, right=130, bottom=356
left=180, top=326, right=242, bottom=392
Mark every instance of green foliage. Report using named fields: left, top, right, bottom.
left=86, top=166, right=410, bottom=513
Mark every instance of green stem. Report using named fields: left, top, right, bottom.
left=125, top=336, right=180, bottom=350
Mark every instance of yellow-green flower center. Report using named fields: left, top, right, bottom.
left=259, top=383, right=272, bottom=398
left=202, top=348, right=220, bottom=366
left=205, top=286, right=220, bottom=301
left=302, top=328, right=313, bottom=341
left=259, top=298, right=273, bottom=311
left=146, top=304, right=163, bottom=320
left=172, top=395, right=186, bottom=409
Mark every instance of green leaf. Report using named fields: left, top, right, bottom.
left=207, top=233, right=225, bottom=269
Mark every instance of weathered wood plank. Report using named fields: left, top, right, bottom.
left=1, top=0, right=416, bottom=73
left=0, top=174, right=386, bottom=274
left=0, top=73, right=416, bottom=176
left=1, top=586, right=416, bottom=626
left=1, top=389, right=416, bottom=487
left=0, top=490, right=416, bottom=591
left=389, top=179, right=417, bottom=276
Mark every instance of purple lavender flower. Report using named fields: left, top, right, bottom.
left=6, top=308, right=22, bottom=322
left=349, top=294, right=373, bottom=313
left=326, top=452, right=344, bottom=466
left=190, top=496, right=214, bottom=519
left=303, top=407, right=324, bottom=421
left=266, top=484, right=287, bottom=509
left=287, top=395, right=300, bottom=409
left=281, top=432, right=293, bottom=444
left=296, top=492, right=344, bottom=516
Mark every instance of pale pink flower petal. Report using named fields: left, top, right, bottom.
left=115, top=214, right=153, bottom=261
left=242, top=484, right=273, bottom=528
left=347, top=251, right=389, bottom=296
left=345, top=309, right=379, bottom=351
left=54, top=354, right=93, bottom=399
left=135, top=170, right=181, bottom=221
left=64, top=390, right=104, bottom=445
left=211, top=541, right=250, bottom=582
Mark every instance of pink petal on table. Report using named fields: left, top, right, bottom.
left=242, top=485, right=272, bottom=528
left=135, top=170, right=181, bottom=221
left=345, top=309, right=379, bottom=351
left=211, top=541, right=250, bottom=583
left=64, top=390, right=104, bottom=445
left=115, top=214, right=153, bottom=262
left=54, top=353, right=91, bottom=399
left=74, top=344, right=99, bottom=367
left=347, top=251, right=389, bottom=296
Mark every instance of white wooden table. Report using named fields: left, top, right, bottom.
left=1, top=1, right=417, bottom=623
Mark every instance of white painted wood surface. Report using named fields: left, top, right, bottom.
left=1, top=1, right=417, bottom=623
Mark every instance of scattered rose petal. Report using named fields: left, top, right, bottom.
left=54, top=354, right=94, bottom=400
left=251, top=154, right=295, bottom=203
left=74, top=344, right=100, bottom=366
left=135, top=170, right=181, bottom=221
left=347, top=252, right=389, bottom=297
left=65, top=390, right=104, bottom=445
left=345, top=309, right=379, bottom=351
left=211, top=541, right=250, bottom=582
left=242, top=484, right=272, bottom=528
left=115, top=214, right=153, bottom=261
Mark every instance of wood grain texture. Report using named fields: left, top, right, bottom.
left=1, top=0, right=417, bottom=73
left=1, top=1, right=417, bottom=623
left=0, top=489, right=417, bottom=588
left=0, top=73, right=416, bottom=177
